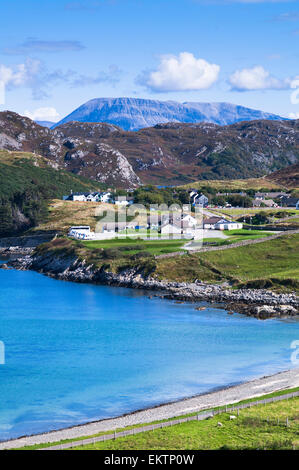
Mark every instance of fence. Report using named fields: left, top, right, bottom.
left=40, top=390, right=299, bottom=450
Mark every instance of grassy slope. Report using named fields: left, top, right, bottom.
left=33, top=200, right=149, bottom=234
left=76, top=397, right=299, bottom=450
left=180, top=177, right=283, bottom=191
left=155, top=233, right=299, bottom=288
left=34, top=200, right=106, bottom=233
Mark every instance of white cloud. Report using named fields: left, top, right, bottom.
left=0, top=64, right=13, bottom=85
left=140, top=52, right=220, bottom=92
left=229, top=65, right=290, bottom=91
left=24, top=107, right=60, bottom=122
left=0, top=58, right=121, bottom=100
left=0, top=58, right=49, bottom=99
left=0, top=58, right=41, bottom=87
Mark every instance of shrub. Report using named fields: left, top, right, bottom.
left=130, top=251, right=152, bottom=260
left=101, top=248, right=122, bottom=259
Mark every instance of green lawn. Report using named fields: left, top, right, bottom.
left=82, top=238, right=186, bottom=256
left=202, top=230, right=272, bottom=247
left=223, top=229, right=274, bottom=244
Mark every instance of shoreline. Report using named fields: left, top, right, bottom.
left=0, top=368, right=298, bottom=450
left=1, top=247, right=299, bottom=319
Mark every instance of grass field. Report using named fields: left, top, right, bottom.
left=82, top=238, right=186, bottom=256
left=223, top=229, right=274, bottom=242
left=210, top=207, right=297, bottom=220
left=155, top=233, right=299, bottom=288
left=74, top=397, right=299, bottom=450
left=202, top=230, right=274, bottom=247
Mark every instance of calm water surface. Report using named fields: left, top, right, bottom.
left=0, top=265, right=298, bottom=440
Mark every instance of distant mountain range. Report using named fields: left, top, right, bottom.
left=52, top=97, right=286, bottom=131
left=36, top=121, right=56, bottom=128
left=1, top=111, right=298, bottom=188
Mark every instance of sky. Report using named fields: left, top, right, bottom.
left=0, top=0, right=299, bottom=122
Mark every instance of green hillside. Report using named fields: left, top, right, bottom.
left=0, top=151, right=101, bottom=199
left=0, top=151, right=103, bottom=237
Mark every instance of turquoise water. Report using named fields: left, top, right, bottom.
left=0, top=266, right=298, bottom=441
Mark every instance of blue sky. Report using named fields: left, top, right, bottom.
left=0, top=0, right=299, bottom=122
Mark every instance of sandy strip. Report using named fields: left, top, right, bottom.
left=1, top=368, right=298, bottom=450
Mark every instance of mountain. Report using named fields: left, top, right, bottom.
left=53, top=97, right=286, bottom=131
left=0, top=111, right=298, bottom=188
left=36, top=121, right=56, bottom=128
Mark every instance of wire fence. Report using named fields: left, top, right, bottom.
left=40, top=390, right=299, bottom=450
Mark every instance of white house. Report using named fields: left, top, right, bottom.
left=69, top=193, right=87, bottom=202
left=181, top=213, right=197, bottom=227
left=203, top=217, right=229, bottom=229
left=215, top=221, right=243, bottom=231
left=99, top=192, right=112, bottom=203
left=85, top=192, right=100, bottom=202
left=64, top=192, right=101, bottom=202
left=160, top=222, right=182, bottom=235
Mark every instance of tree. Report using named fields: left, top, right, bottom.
left=0, top=202, right=14, bottom=236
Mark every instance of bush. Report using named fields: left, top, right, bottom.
left=118, top=245, right=144, bottom=252
left=101, top=248, right=122, bottom=259
left=130, top=251, right=152, bottom=260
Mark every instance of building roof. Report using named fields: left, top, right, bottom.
left=280, top=197, right=299, bottom=206
left=203, top=216, right=228, bottom=225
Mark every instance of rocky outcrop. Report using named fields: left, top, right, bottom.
left=4, top=251, right=299, bottom=320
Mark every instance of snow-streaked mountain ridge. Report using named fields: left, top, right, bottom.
left=53, top=97, right=286, bottom=131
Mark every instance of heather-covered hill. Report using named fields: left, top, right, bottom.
left=267, top=163, right=299, bottom=189
left=0, top=111, right=298, bottom=187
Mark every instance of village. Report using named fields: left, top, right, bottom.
left=64, top=188, right=299, bottom=241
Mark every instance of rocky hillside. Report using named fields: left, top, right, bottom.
left=0, top=111, right=298, bottom=187
left=53, top=97, right=285, bottom=131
